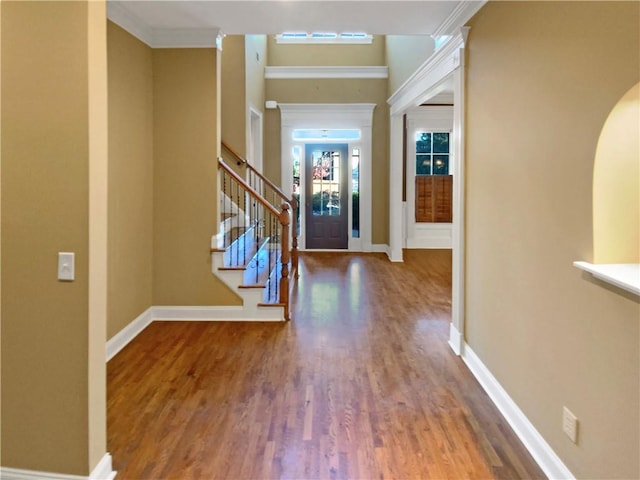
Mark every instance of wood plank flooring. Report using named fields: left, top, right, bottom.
left=108, top=250, right=546, bottom=479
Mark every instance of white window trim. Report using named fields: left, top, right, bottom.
left=278, top=103, right=375, bottom=252
left=406, top=106, right=454, bottom=249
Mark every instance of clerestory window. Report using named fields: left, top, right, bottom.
left=276, top=32, right=373, bottom=44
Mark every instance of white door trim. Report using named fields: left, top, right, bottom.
left=278, top=103, right=375, bottom=252
left=405, top=106, right=454, bottom=249
left=387, top=29, right=468, bottom=353
left=248, top=106, right=263, bottom=172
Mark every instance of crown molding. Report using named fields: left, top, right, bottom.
left=432, top=0, right=487, bottom=37
left=265, top=66, right=388, bottom=80
left=387, top=27, right=469, bottom=115
left=107, top=1, right=222, bottom=48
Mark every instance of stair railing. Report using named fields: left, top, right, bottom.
left=217, top=157, right=291, bottom=320
left=222, top=141, right=298, bottom=277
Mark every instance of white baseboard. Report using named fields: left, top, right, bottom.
left=371, top=244, right=390, bottom=256
left=1, top=453, right=116, bottom=480
left=152, top=305, right=283, bottom=322
left=106, top=305, right=285, bottom=362
left=106, top=308, right=153, bottom=362
left=448, top=323, right=462, bottom=355
left=461, top=344, right=575, bottom=480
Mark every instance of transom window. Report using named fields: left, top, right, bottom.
left=276, top=32, right=373, bottom=44
left=416, top=132, right=450, bottom=175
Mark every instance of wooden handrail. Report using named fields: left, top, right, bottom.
left=222, top=141, right=248, bottom=166
left=221, top=140, right=299, bottom=280
left=222, top=141, right=290, bottom=204
left=218, top=158, right=280, bottom=218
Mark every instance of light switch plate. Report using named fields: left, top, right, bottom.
left=58, top=252, right=75, bottom=281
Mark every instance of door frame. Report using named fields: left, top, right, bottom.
left=387, top=28, right=469, bottom=355
left=405, top=106, right=454, bottom=249
left=278, top=103, right=375, bottom=252
left=248, top=106, right=263, bottom=172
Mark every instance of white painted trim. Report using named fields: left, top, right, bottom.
left=388, top=28, right=468, bottom=115
left=432, top=0, right=487, bottom=37
left=573, top=261, right=640, bottom=296
left=405, top=224, right=452, bottom=249
left=247, top=106, right=264, bottom=174
left=450, top=58, right=467, bottom=359
left=448, top=323, right=462, bottom=355
left=388, top=27, right=468, bottom=384
left=1, top=454, right=116, bottom=480
left=388, top=114, right=404, bottom=262
left=153, top=305, right=283, bottom=322
left=265, top=66, right=388, bottom=79
left=371, top=244, right=390, bottom=256
left=89, top=454, right=116, bottom=480
left=461, top=344, right=575, bottom=480
left=106, top=307, right=153, bottom=362
left=107, top=3, right=221, bottom=49
left=107, top=1, right=153, bottom=46
left=405, top=106, right=454, bottom=251
left=279, top=104, right=375, bottom=254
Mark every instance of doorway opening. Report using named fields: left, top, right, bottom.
left=278, top=103, right=375, bottom=251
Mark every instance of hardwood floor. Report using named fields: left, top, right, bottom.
left=108, top=251, right=546, bottom=479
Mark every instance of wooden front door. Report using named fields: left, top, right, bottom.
left=305, top=144, right=348, bottom=249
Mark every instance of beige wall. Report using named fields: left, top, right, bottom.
left=465, top=2, right=639, bottom=478
left=593, top=82, right=639, bottom=264
left=246, top=35, right=267, bottom=114
left=1, top=1, right=107, bottom=475
left=221, top=35, right=246, bottom=156
left=152, top=49, right=240, bottom=306
left=107, top=22, right=154, bottom=339
left=267, top=35, right=385, bottom=66
left=385, top=35, right=435, bottom=97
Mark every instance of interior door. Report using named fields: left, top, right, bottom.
left=305, top=144, right=348, bottom=249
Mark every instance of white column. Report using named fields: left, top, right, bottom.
left=389, top=113, right=404, bottom=262
left=449, top=48, right=466, bottom=355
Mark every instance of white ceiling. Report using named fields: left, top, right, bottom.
left=108, top=1, right=482, bottom=37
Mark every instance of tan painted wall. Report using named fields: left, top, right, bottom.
left=465, top=2, right=639, bottom=478
left=222, top=35, right=246, bottom=156
left=267, top=35, right=385, bottom=66
left=1, top=1, right=107, bottom=475
left=107, top=22, right=154, bottom=340
left=152, top=49, right=240, bottom=306
left=265, top=78, right=389, bottom=244
left=385, top=35, right=435, bottom=97
left=246, top=35, right=267, bottom=114
left=593, top=82, right=639, bottom=264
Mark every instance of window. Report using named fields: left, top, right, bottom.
left=416, top=132, right=450, bottom=175
left=352, top=148, right=360, bottom=238
left=276, top=32, right=373, bottom=44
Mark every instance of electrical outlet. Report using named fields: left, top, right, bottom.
left=562, top=406, right=578, bottom=443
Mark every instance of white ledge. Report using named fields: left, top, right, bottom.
left=265, top=66, right=388, bottom=79
left=573, top=261, right=640, bottom=296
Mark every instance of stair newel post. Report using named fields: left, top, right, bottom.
left=290, top=195, right=299, bottom=278
left=279, top=203, right=291, bottom=321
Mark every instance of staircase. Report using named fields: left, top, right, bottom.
left=210, top=143, right=298, bottom=321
